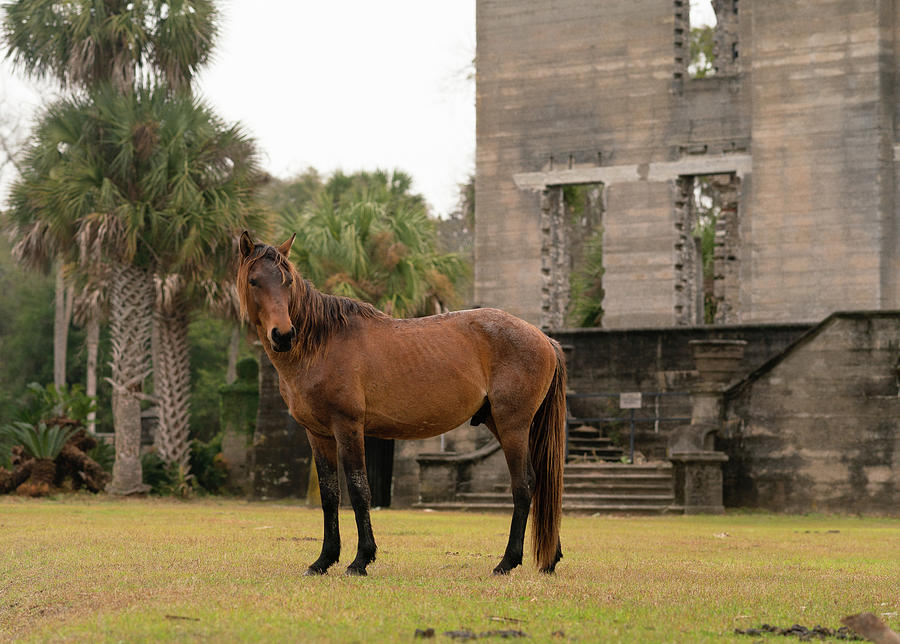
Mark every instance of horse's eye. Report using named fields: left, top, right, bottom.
left=248, top=278, right=259, bottom=287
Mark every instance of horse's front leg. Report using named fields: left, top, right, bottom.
left=304, top=432, right=341, bottom=575
left=335, top=422, right=377, bottom=576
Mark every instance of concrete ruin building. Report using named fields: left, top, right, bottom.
left=461, top=0, right=900, bottom=514
left=245, top=1, right=899, bottom=514
left=475, top=0, right=900, bottom=329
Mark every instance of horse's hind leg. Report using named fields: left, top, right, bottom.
left=335, top=422, right=377, bottom=576
left=487, top=414, right=536, bottom=575
left=304, top=432, right=341, bottom=575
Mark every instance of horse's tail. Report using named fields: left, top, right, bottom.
left=529, top=340, right=567, bottom=572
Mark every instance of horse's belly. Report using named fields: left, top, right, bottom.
left=362, top=377, right=485, bottom=440
left=364, top=407, right=478, bottom=440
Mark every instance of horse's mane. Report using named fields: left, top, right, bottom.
left=237, top=244, right=387, bottom=363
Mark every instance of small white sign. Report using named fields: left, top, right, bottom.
left=619, top=392, right=642, bottom=409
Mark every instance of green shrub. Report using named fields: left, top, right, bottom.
left=87, top=440, right=115, bottom=473
left=140, top=435, right=228, bottom=496
left=16, top=383, right=96, bottom=427
left=190, top=433, right=228, bottom=494
left=0, top=430, right=15, bottom=469
left=1, top=421, right=75, bottom=460
left=141, top=451, right=172, bottom=494
left=567, top=229, right=604, bottom=327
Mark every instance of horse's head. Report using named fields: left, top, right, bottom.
left=238, top=231, right=297, bottom=353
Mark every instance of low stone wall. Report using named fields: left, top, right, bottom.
left=552, top=323, right=811, bottom=391
left=720, top=312, right=900, bottom=514
left=551, top=323, right=810, bottom=457
left=391, top=424, right=497, bottom=507
left=416, top=441, right=507, bottom=504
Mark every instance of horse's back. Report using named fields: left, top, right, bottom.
left=344, top=307, right=557, bottom=438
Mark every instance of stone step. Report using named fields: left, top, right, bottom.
left=414, top=501, right=514, bottom=514
left=564, top=472, right=673, bottom=483
left=568, top=434, right=615, bottom=441
left=414, top=501, right=682, bottom=516
left=567, top=450, right=625, bottom=461
left=415, top=461, right=680, bottom=516
left=458, top=491, right=675, bottom=506
left=564, top=462, right=673, bottom=473
left=569, top=444, right=621, bottom=453
left=492, top=481, right=672, bottom=495
left=569, top=441, right=622, bottom=448
left=564, top=482, right=674, bottom=494
left=567, top=428, right=610, bottom=440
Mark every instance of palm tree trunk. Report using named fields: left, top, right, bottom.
left=53, top=264, right=73, bottom=390
left=152, top=300, right=192, bottom=470
left=85, top=313, right=100, bottom=434
left=107, top=263, right=153, bottom=495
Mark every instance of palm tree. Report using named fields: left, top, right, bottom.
left=6, top=86, right=265, bottom=491
left=280, top=169, right=466, bottom=317
left=2, top=0, right=217, bottom=92
left=3, top=0, right=264, bottom=489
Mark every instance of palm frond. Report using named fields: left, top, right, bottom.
left=2, top=0, right=218, bottom=91
left=272, top=169, right=465, bottom=318
left=0, top=421, right=75, bottom=460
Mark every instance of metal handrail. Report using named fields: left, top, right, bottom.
left=565, top=391, right=691, bottom=463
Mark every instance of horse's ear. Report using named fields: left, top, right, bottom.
left=239, top=231, right=253, bottom=259
left=276, top=233, right=296, bottom=257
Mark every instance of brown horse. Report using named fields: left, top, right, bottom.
left=236, top=232, right=565, bottom=576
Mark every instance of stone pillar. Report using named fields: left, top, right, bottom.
left=669, top=339, right=746, bottom=513
left=219, top=358, right=258, bottom=494
left=250, top=348, right=312, bottom=500
left=670, top=451, right=729, bottom=514
left=415, top=453, right=462, bottom=504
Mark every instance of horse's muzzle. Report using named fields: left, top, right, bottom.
left=271, top=326, right=296, bottom=352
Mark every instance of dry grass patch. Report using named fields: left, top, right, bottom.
left=0, top=496, right=897, bottom=642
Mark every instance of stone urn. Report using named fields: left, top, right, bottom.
left=689, top=339, right=747, bottom=384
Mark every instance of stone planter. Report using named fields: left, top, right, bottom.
left=689, top=339, right=747, bottom=384
left=670, top=451, right=728, bottom=514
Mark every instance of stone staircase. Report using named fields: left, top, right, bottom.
left=418, top=461, right=680, bottom=516
left=560, top=461, right=680, bottom=515
left=566, top=424, right=624, bottom=461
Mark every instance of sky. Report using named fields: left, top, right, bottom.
left=0, top=0, right=476, bottom=217
left=692, top=0, right=715, bottom=27
left=0, top=1, right=715, bottom=217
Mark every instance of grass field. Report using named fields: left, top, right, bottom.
left=0, top=496, right=897, bottom=643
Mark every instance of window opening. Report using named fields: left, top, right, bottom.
left=689, top=0, right=717, bottom=79
left=540, top=183, right=604, bottom=330
left=675, top=174, right=740, bottom=325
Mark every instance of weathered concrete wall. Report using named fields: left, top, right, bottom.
left=476, top=0, right=898, bottom=327
left=552, top=322, right=811, bottom=393
left=552, top=322, right=810, bottom=457
left=746, top=1, right=895, bottom=321
left=476, top=0, right=682, bottom=326
left=721, top=312, right=900, bottom=513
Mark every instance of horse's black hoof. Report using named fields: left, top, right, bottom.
left=492, top=565, right=511, bottom=576
left=303, top=566, right=328, bottom=576
left=345, top=566, right=367, bottom=577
